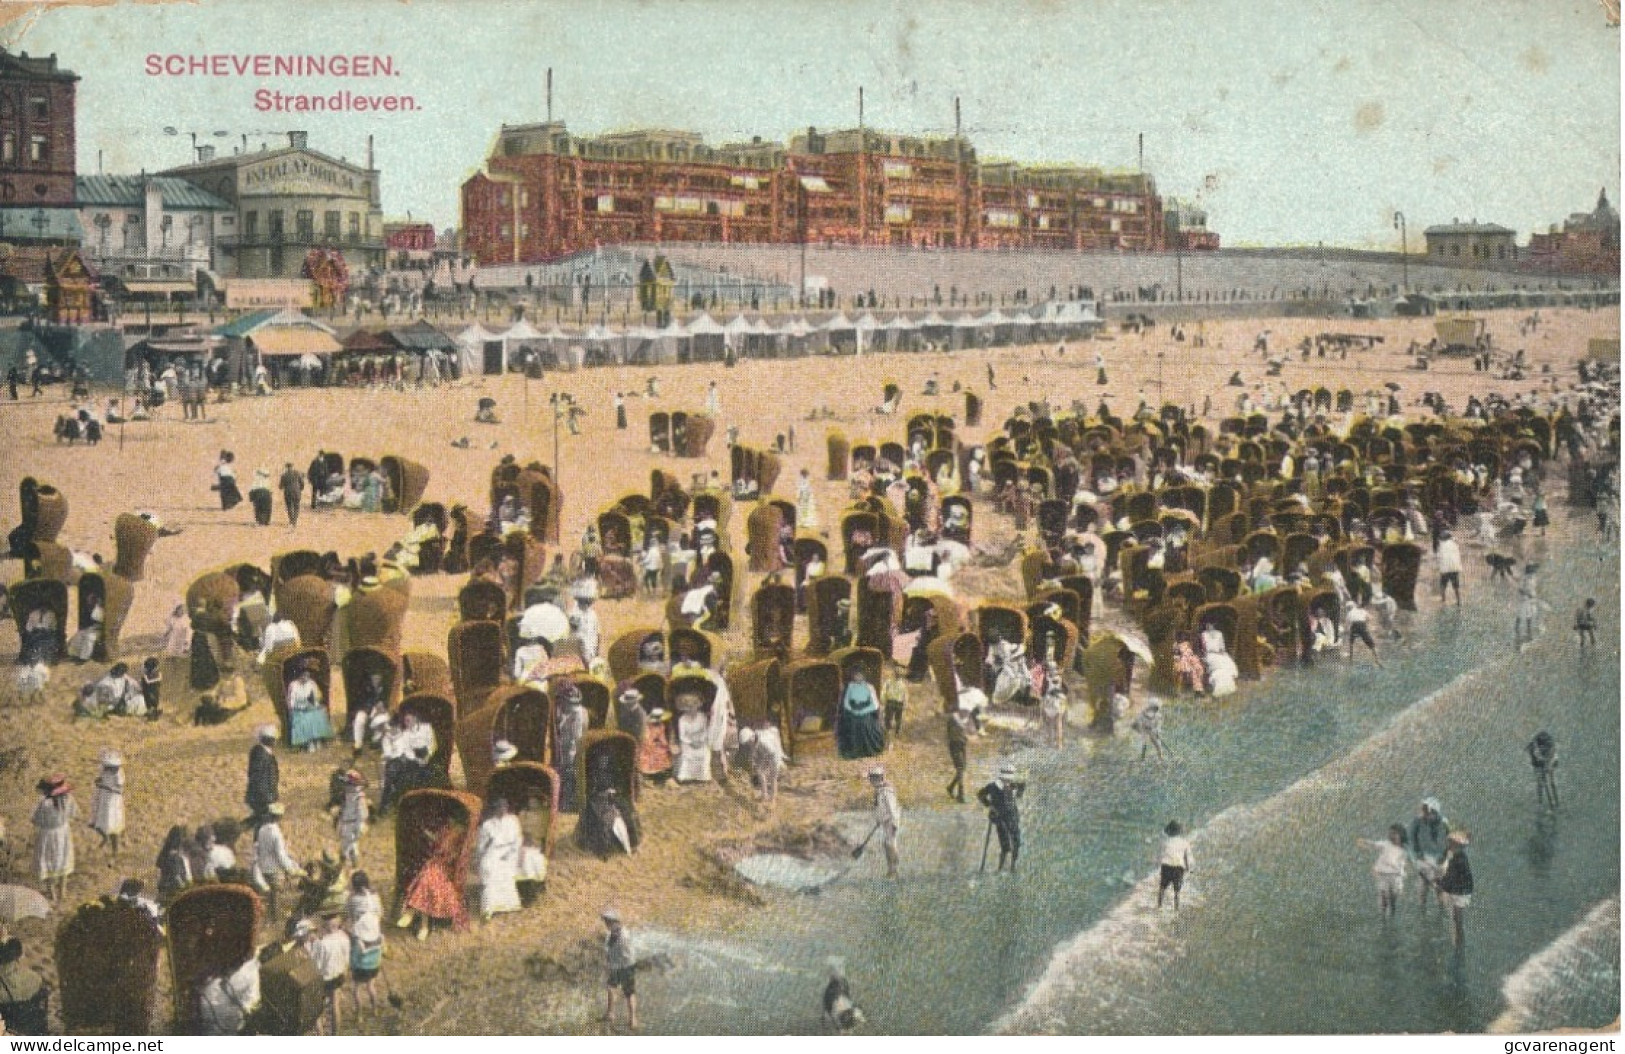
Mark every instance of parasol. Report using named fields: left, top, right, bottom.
left=1385, top=382, right=1402, bottom=391
left=298, top=353, right=324, bottom=370
left=517, top=603, right=569, bottom=644
left=0, top=883, right=51, bottom=922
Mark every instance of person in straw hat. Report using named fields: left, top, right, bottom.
left=248, top=468, right=275, bottom=527
left=251, top=802, right=301, bottom=918
left=246, top=723, right=281, bottom=821
left=977, top=763, right=1027, bottom=874
left=600, top=908, right=638, bottom=1031
left=89, top=750, right=125, bottom=861
left=867, top=767, right=901, bottom=879
left=1437, top=830, right=1475, bottom=947
left=671, top=691, right=712, bottom=784
left=30, top=774, right=77, bottom=903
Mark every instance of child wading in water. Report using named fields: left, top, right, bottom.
left=1574, top=598, right=1597, bottom=652
left=1526, top=731, right=1559, bottom=808
left=1157, top=821, right=1193, bottom=910
left=1355, top=824, right=1409, bottom=917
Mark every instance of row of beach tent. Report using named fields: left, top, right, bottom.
left=450, top=301, right=1105, bottom=372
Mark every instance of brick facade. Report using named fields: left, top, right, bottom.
left=462, top=122, right=1166, bottom=264
left=0, top=50, right=77, bottom=207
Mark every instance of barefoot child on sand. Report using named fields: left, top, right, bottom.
left=1355, top=824, right=1409, bottom=917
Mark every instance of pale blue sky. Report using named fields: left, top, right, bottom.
left=9, top=0, right=1619, bottom=247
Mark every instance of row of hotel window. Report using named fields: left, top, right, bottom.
left=492, top=186, right=1141, bottom=214
left=89, top=213, right=208, bottom=248
left=242, top=210, right=366, bottom=240
left=491, top=209, right=1135, bottom=239
left=1432, top=242, right=1512, bottom=259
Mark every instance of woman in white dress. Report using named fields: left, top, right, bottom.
left=1205, top=649, right=1240, bottom=698
left=985, top=633, right=1032, bottom=706
left=672, top=696, right=713, bottom=783
left=31, top=775, right=78, bottom=903
left=163, top=600, right=193, bottom=657
left=475, top=798, right=523, bottom=921
left=89, top=750, right=125, bottom=861
left=795, top=469, right=819, bottom=529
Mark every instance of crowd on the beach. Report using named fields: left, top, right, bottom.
left=0, top=309, right=1618, bottom=1036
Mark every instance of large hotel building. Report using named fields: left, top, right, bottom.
left=461, top=121, right=1169, bottom=264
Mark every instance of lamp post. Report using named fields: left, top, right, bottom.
left=548, top=390, right=561, bottom=487
left=1393, top=211, right=1409, bottom=294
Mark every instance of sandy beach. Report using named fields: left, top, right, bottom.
left=0, top=304, right=1615, bottom=1034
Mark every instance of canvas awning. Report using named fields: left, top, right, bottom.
left=455, top=324, right=497, bottom=346
left=503, top=320, right=543, bottom=343
left=723, top=314, right=754, bottom=334
left=249, top=328, right=342, bottom=357
left=883, top=315, right=918, bottom=330
left=340, top=328, right=399, bottom=353
left=142, top=337, right=222, bottom=355
left=798, top=175, right=832, bottom=193
left=122, top=279, right=194, bottom=295
left=687, top=313, right=726, bottom=335
left=388, top=320, right=458, bottom=353
left=822, top=313, right=854, bottom=331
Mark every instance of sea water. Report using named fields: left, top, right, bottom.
left=644, top=534, right=1619, bottom=1035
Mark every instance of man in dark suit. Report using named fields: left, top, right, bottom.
left=278, top=463, right=305, bottom=527
left=246, top=724, right=280, bottom=821
left=306, top=452, right=327, bottom=510
left=977, top=763, right=1026, bottom=874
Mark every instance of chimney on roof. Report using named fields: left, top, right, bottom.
left=197, top=145, right=215, bottom=163
left=367, top=135, right=374, bottom=171
left=288, top=131, right=309, bottom=150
